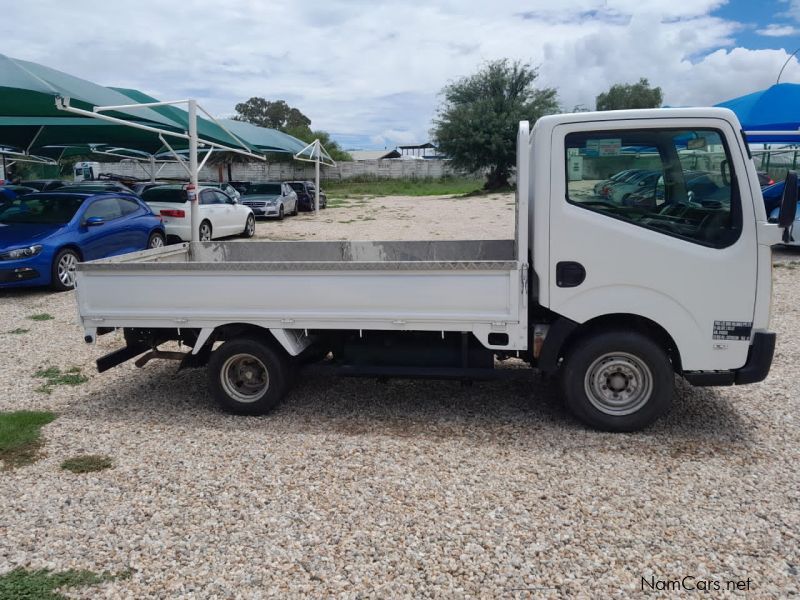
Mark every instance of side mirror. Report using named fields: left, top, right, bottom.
left=85, top=216, right=105, bottom=227
left=778, top=171, right=798, bottom=242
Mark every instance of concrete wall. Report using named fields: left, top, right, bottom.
left=96, top=159, right=472, bottom=182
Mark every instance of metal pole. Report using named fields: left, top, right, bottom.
left=315, top=139, right=320, bottom=215
left=149, top=155, right=156, bottom=183
left=189, top=99, right=199, bottom=245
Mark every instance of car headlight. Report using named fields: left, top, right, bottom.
left=265, top=199, right=278, bottom=205
left=0, top=244, right=43, bottom=261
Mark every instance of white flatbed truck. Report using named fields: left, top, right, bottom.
left=74, top=108, right=797, bottom=431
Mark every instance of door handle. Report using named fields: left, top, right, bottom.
left=556, top=261, right=586, bottom=287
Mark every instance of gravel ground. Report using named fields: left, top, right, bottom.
left=0, top=194, right=798, bottom=598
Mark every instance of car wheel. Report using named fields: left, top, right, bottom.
left=292, top=200, right=298, bottom=216
left=278, top=205, right=285, bottom=221
left=241, top=214, right=256, bottom=238
left=207, top=338, right=290, bottom=415
left=148, top=231, right=165, bottom=249
left=560, top=330, right=673, bottom=432
left=199, top=220, right=212, bottom=241
left=51, top=248, right=79, bottom=292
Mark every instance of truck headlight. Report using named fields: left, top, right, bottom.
left=0, top=244, right=43, bottom=261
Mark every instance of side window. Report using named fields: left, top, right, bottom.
left=565, top=129, right=741, bottom=248
left=215, top=190, right=234, bottom=204
left=84, top=197, right=123, bottom=221
left=117, top=198, right=140, bottom=216
left=199, top=190, right=216, bottom=206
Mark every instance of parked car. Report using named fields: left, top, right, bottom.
left=602, top=170, right=660, bottom=203
left=287, top=180, right=327, bottom=211
left=757, top=171, right=775, bottom=187
left=141, top=184, right=255, bottom=242
left=21, top=179, right=67, bottom=192
left=0, top=185, right=38, bottom=200
left=763, top=179, right=800, bottom=216
left=131, top=181, right=171, bottom=195
left=57, top=182, right=135, bottom=194
left=0, top=191, right=165, bottom=291
left=201, top=181, right=241, bottom=201
left=240, top=182, right=298, bottom=219
left=593, top=169, right=638, bottom=194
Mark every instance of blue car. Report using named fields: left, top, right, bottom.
left=762, top=180, right=800, bottom=215
left=0, top=192, right=165, bottom=291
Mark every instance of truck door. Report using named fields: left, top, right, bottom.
left=548, top=120, right=758, bottom=371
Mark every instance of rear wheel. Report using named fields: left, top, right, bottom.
left=241, top=214, right=255, bottom=238
left=51, top=248, right=79, bottom=291
left=199, top=220, right=212, bottom=241
left=560, top=330, right=673, bottom=432
left=148, top=231, right=165, bottom=249
left=208, top=338, right=290, bottom=415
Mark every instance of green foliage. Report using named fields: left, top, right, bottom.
left=595, top=78, right=663, bottom=111
left=0, top=410, right=56, bottom=469
left=34, top=366, right=88, bottom=395
left=61, top=454, right=113, bottom=474
left=3, top=328, right=29, bottom=335
left=26, top=313, right=54, bottom=321
left=233, top=97, right=352, bottom=161
left=432, top=59, right=558, bottom=189
left=324, top=177, right=484, bottom=198
left=0, top=568, right=126, bottom=599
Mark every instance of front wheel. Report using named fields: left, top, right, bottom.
left=560, top=330, right=673, bottom=432
left=277, top=205, right=285, bottom=221
left=207, top=338, right=290, bottom=415
left=148, top=231, right=165, bottom=249
left=51, top=248, right=80, bottom=291
left=241, top=214, right=255, bottom=238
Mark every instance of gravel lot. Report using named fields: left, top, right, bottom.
left=0, top=194, right=798, bottom=598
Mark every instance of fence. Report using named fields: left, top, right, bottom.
left=95, top=159, right=472, bottom=182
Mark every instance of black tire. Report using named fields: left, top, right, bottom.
left=50, top=248, right=79, bottom=291
left=277, top=205, right=285, bottom=221
left=199, top=220, right=212, bottom=241
left=207, top=338, right=290, bottom=415
left=147, top=231, right=166, bottom=249
left=291, top=201, right=298, bottom=216
left=559, top=330, right=673, bottom=432
left=241, top=214, right=256, bottom=238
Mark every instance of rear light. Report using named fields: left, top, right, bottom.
left=160, top=209, right=186, bottom=218
left=768, top=179, right=774, bottom=185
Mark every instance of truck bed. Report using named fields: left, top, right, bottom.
left=75, top=240, right=525, bottom=345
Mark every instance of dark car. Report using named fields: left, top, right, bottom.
left=21, top=179, right=68, bottom=192
left=131, top=181, right=171, bottom=195
left=287, top=180, right=327, bottom=211
left=57, top=182, right=135, bottom=194
left=0, top=191, right=165, bottom=291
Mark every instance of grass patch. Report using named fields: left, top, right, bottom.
left=0, top=567, right=127, bottom=599
left=34, top=366, right=88, bottom=395
left=3, top=328, right=29, bottom=335
left=324, top=177, right=484, bottom=198
left=26, top=313, right=54, bottom=322
left=61, top=454, right=113, bottom=474
left=0, top=410, right=56, bottom=469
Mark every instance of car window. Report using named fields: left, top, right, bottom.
left=214, top=190, right=233, bottom=204
left=84, top=197, right=123, bottom=221
left=0, top=195, right=85, bottom=224
left=245, top=183, right=281, bottom=195
left=199, top=190, right=216, bottom=205
left=142, top=187, right=187, bottom=204
left=117, top=197, right=141, bottom=216
left=565, top=128, right=741, bottom=248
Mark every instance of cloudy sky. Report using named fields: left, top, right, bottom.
left=6, top=0, right=800, bottom=149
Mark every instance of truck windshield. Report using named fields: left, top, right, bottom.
left=142, top=188, right=188, bottom=203
left=0, top=195, right=85, bottom=225
left=245, top=184, right=281, bottom=195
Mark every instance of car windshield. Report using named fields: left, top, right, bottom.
left=245, top=184, right=281, bottom=195
left=0, top=194, right=85, bottom=224
left=142, top=188, right=188, bottom=203
left=288, top=183, right=304, bottom=192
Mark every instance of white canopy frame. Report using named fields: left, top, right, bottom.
left=294, top=139, right=336, bottom=215
left=55, top=96, right=266, bottom=244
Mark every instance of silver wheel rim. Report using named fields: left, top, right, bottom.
left=57, top=252, right=77, bottom=287
left=584, top=352, right=653, bottom=416
left=220, top=353, right=269, bottom=403
left=247, top=216, right=255, bottom=235
left=200, top=223, right=211, bottom=241
left=150, top=235, right=164, bottom=248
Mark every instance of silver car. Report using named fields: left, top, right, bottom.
left=239, top=182, right=298, bottom=220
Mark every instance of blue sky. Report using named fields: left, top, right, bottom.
left=5, top=1, right=800, bottom=150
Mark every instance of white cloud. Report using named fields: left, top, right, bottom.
left=757, top=24, right=800, bottom=37
left=2, top=1, right=800, bottom=148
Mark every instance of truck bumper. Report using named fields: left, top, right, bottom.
left=683, top=332, right=776, bottom=386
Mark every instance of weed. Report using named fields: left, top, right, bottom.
left=0, top=568, right=128, bottom=599
left=61, top=454, right=113, bottom=474
left=26, top=313, right=54, bottom=322
left=0, top=411, right=56, bottom=469
left=34, top=366, right=88, bottom=395
left=3, top=328, right=29, bottom=335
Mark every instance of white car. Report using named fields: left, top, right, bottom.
left=141, top=185, right=255, bottom=242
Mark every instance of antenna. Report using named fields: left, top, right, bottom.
left=777, top=47, right=800, bottom=84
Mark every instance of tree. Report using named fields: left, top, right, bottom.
left=234, top=97, right=351, bottom=161
left=233, top=98, right=311, bottom=131
left=432, top=59, right=558, bottom=189
left=595, top=78, right=663, bottom=111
